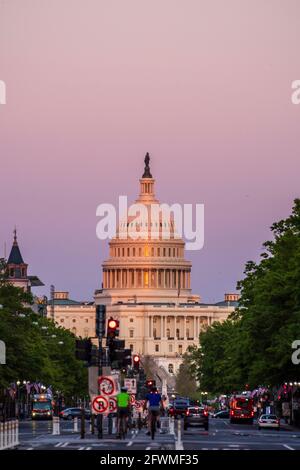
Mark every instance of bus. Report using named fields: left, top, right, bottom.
left=229, top=395, right=254, bottom=424
left=32, top=394, right=54, bottom=420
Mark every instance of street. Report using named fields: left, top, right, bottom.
left=15, top=417, right=300, bottom=451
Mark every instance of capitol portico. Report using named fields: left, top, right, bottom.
left=95, top=155, right=238, bottom=379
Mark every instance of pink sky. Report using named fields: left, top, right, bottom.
left=1, top=0, right=300, bottom=302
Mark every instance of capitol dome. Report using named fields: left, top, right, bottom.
left=100, top=154, right=197, bottom=303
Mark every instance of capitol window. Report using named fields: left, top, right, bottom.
left=168, top=344, right=172, bottom=352
left=168, top=364, right=174, bottom=374
left=60, top=319, right=64, bottom=323
left=72, top=319, right=76, bottom=323
left=133, top=248, right=135, bottom=256
left=130, top=318, right=134, bottom=323
left=129, top=329, right=134, bottom=338
left=155, top=344, right=159, bottom=352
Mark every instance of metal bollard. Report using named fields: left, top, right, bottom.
left=108, top=414, right=113, bottom=435
left=15, top=420, right=19, bottom=446
left=112, top=417, right=117, bottom=435
left=176, top=417, right=183, bottom=450
left=74, top=417, right=78, bottom=432
left=97, top=414, right=103, bottom=439
left=90, top=414, right=95, bottom=434
left=80, top=408, right=85, bottom=439
left=169, top=416, right=175, bottom=435
left=0, top=422, right=4, bottom=450
left=4, top=422, right=8, bottom=448
left=52, top=416, right=60, bottom=435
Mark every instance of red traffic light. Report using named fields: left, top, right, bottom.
left=108, top=319, right=118, bottom=329
left=107, top=317, right=120, bottom=339
left=133, top=354, right=140, bottom=363
left=146, top=379, right=156, bottom=388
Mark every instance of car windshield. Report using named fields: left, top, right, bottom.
left=175, top=401, right=188, bottom=407
left=236, top=401, right=250, bottom=409
left=33, top=402, right=51, bottom=410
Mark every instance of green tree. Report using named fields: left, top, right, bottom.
left=175, top=351, right=199, bottom=398
left=0, top=280, right=87, bottom=399
left=192, top=199, right=300, bottom=392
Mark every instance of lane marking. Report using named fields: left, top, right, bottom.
left=127, top=441, right=133, bottom=446
left=54, top=442, right=63, bottom=447
left=61, top=442, right=69, bottom=447
left=146, top=446, right=151, bottom=450
left=78, top=446, right=85, bottom=450
left=283, top=444, right=295, bottom=451
left=86, top=447, right=91, bottom=450
left=26, top=448, right=34, bottom=450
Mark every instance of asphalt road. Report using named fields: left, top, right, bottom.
left=15, top=417, right=300, bottom=451
left=180, top=418, right=300, bottom=450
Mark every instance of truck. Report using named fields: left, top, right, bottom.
left=31, top=394, right=54, bottom=420
left=229, top=395, right=254, bottom=424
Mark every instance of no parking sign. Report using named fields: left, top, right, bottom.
left=91, top=395, right=108, bottom=414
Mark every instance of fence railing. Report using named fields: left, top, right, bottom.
left=0, top=420, right=19, bottom=450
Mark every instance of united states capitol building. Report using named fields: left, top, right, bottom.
left=94, top=155, right=239, bottom=378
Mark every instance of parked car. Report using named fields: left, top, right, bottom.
left=184, top=406, right=209, bottom=431
left=258, top=414, right=280, bottom=430
left=59, top=408, right=91, bottom=420
left=212, top=410, right=230, bottom=419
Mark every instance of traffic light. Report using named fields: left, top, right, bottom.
left=133, top=354, right=140, bottom=371
left=75, top=339, right=100, bottom=366
left=107, top=317, right=119, bottom=338
left=122, top=348, right=132, bottom=367
left=146, top=379, right=156, bottom=388
left=96, top=305, right=106, bottom=338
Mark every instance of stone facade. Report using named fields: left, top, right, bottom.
left=95, top=156, right=238, bottom=376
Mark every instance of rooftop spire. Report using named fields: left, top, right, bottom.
left=13, top=226, right=17, bottom=245
left=7, top=227, right=24, bottom=264
left=142, top=152, right=152, bottom=178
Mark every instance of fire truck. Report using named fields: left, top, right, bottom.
left=31, top=394, right=54, bottom=420
left=229, top=394, right=254, bottom=424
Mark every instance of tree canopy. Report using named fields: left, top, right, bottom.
left=0, top=268, right=87, bottom=398
left=190, top=199, right=300, bottom=393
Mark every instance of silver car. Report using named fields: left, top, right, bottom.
left=258, top=414, right=280, bottom=430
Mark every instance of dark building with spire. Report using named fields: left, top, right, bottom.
left=7, top=229, right=44, bottom=293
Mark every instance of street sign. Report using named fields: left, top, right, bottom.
left=130, top=394, right=135, bottom=405
left=98, top=376, right=115, bottom=396
left=124, top=378, right=137, bottom=394
left=91, top=395, right=108, bottom=414
left=109, top=397, right=117, bottom=413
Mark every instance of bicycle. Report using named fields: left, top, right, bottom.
left=118, top=411, right=128, bottom=439
left=149, top=409, right=159, bottom=440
